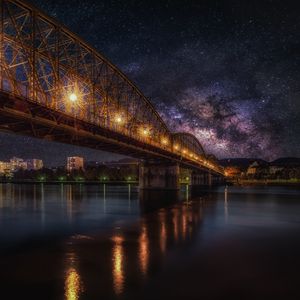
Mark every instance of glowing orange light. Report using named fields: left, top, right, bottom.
left=141, top=128, right=149, bottom=136
left=139, top=225, right=149, bottom=275
left=161, top=138, right=168, bottom=145
left=65, top=267, right=81, bottom=300
left=115, top=115, right=123, bottom=124
left=112, top=235, right=124, bottom=295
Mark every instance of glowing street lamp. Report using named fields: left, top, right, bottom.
left=174, top=144, right=179, bottom=150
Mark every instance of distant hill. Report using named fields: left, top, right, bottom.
left=219, top=158, right=267, bottom=169
left=220, top=157, right=300, bottom=169
left=270, top=157, right=300, bottom=166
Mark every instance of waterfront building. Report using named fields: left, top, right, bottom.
left=246, top=161, right=260, bottom=175
left=0, top=161, right=13, bottom=176
left=26, top=159, right=43, bottom=170
left=224, top=166, right=242, bottom=178
left=67, top=156, right=84, bottom=172
left=10, top=157, right=27, bottom=171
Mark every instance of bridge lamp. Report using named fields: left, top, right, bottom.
left=69, top=93, right=78, bottom=102
left=115, top=115, right=123, bottom=124
left=182, top=149, right=187, bottom=154
left=161, top=138, right=168, bottom=145
left=142, top=128, right=149, bottom=136
left=174, top=144, right=179, bottom=150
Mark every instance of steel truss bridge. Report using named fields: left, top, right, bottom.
left=0, top=0, right=223, bottom=176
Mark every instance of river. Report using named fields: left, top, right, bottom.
left=0, top=183, right=300, bottom=299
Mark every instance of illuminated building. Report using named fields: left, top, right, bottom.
left=67, top=157, right=84, bottom=172
left=26, top=159, right=43, bottom=170
left=10, top=157, right=27, bottom=171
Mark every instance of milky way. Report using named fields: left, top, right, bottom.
left=0, top=0, right=299, bottom=165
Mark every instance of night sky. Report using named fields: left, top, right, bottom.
left=0, top=0, right=299, bottom=166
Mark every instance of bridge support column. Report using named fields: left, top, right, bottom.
left=139, top=162, right=180, bottom=190
left=208, top=172, right=212, bottom=187
left=191, top=171, right=213, bottom=186
left=191, top=172, right=205, bottom=185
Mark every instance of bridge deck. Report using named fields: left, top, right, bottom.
left=0, top=91, right=222, bottom=174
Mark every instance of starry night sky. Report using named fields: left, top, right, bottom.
left=0, top=0, right=299, bottom=166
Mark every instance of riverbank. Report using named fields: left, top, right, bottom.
left=0, top=180, right=139, bottom=185
left=230, top=179, right=300, bottom=186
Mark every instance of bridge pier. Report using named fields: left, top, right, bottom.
left=181, top=169, right=213, bottom=187
left=139, top=162, right=180, bottom=190
left=191, top=172, right=211, bottom=186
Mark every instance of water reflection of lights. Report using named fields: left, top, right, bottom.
left=65, top=267, right=81, bottom=300
left=159, top=210, right=167, bottom=254
left=139, top=223, right=149, bottom=275
left=0, top=184, right=3, bottom=208
left=112, top=235, right=124, bottom=295
left=128, top=184, right=131, bottom=212
left=172, top=209, right=179, bottom=243
left=66, top=185, right=73, bottom=222
left=64, top=252, right=82, bottom=300
left=224, top=186, right=228, bottom=223
left=182, top=207, right=187, bottom=239
left=40, top=184, right=45, bottom=226
left=103, top=184, right=106, bottom=213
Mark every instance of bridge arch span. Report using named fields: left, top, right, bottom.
left=172, top=132, right=206, bottom=160
left=0, top=0, right=223, bottom=176
left=0, top=0, right=170, bottom=143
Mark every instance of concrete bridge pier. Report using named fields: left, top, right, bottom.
left=211, top=174, right=225, bottom=185
left=191, top=171, right=212, bottom=187
left=190, top=171, right=212, bottom=195
left=139, top=162, right=180, bottom=190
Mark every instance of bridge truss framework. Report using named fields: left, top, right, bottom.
left=0, top=0, right=223, bottom=175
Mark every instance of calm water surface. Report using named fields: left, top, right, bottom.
left=0, top=183, right=300, bottom=299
